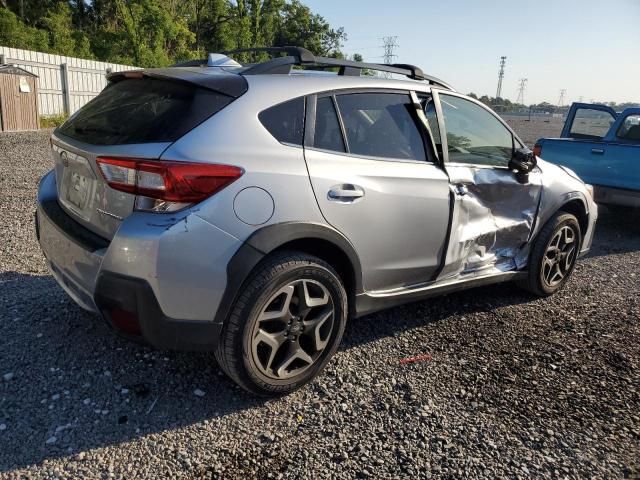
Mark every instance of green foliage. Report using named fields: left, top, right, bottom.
left=0, top=1, right=347, bottom=67
left=40, top=113, right=68, bottom=129
left=0, top=8, right=49, bottom=51
left=42, top=2, right=93, bottom=58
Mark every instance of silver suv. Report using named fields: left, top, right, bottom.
left=36, top=47, right=597, bottom=395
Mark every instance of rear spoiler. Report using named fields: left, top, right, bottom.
left=106, top=68, right=248, bottom=98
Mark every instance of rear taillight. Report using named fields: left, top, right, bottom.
left=533, top=143, right=542, bottom=157
left=96, top=157, right=243, bottom=204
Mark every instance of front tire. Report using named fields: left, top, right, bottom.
left=518, top=211, right=581, bottom=297
left=215, top=251, right=348, bottom=396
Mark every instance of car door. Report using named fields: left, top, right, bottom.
left=594, top=110, right=640, bottom=192
left=432, top=91, right=543, bottom=279
left=303, top=90, right=451, bottom=292
left=554, top=103, right=619, bottom=186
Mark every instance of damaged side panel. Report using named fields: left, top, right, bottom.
left=438, top=165, right=542, bottom=280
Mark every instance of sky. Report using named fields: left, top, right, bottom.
left=303, top=0, right=640, bottom=105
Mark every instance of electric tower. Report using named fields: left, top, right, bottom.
left=516, top=78, right=528, bottom=105
left=381, top=36, right=398, bottom=78
left=496, top=56, right=507, bottom=99
left=558, top=89, right=567, bottom=107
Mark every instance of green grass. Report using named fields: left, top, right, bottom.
left=39, top=114, right=68, bottom=129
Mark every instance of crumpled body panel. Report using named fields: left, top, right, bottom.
left=440, top=165, right=542, bottom=280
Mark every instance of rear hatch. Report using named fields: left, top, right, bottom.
left=52, top=68, right=247, bottom=240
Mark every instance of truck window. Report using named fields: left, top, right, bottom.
left=617, top=114, right=640, bottom=141
left=569, top=108, right=616, bottom=140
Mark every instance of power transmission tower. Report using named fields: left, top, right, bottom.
left=496, top=56, right=507, bottom=99
left=558, top=89, right=567, bottom=107
left=516, top=78, right=528, bottom=106
left=380, top=36, right=398, bottom=78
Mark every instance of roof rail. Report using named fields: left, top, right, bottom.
left=235, top=48, right=452, bottom=90
left=172, top=46, right=454, bottom=90
left=222, top=46, right=316, bottom=63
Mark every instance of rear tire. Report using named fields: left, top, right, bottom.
left=518, top=211, right=581, bottom=297
left=214, top=251, right=348, bottom=396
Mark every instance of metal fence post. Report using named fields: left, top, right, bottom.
left=60, top=63, right=71, bottom=116
left=0, top=54, right=5, bottom=65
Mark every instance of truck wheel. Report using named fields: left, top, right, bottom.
left=215, top=251, right=348, bottom=396
left=518, top=211, right=581, bottom=297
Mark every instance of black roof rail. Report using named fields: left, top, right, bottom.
left=235, top=49, right=453, bottom=90
left=170, top=46, right=454, bottom=90
left=222, top=46, right=316, bottom=63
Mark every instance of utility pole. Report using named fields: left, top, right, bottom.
left=558, top=89, right=567, bottom=108
left=496, top=56, right=507, bottom=99
left=381, top=36, right=398, bottom=78
left=516, top=78, right=528, bottom=106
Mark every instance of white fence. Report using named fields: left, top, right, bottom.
left=0, top=46, right=138, bottom=117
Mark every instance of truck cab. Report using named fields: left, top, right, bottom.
left=535, top=103, right=640, bottom=208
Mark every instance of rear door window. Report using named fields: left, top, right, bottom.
left=335, top=92, right=426, bottom=161
left=313, top=96, right=346, bottom=152
left=58, top=77, right=233, bottom=145
left=259, top=97, right=305, bottom=146
left=569, top=108, right=616, bottom=139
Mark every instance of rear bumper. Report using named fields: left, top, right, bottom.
left=594, top=185, right=640, bottom=208
left=93, top=272, right=223, bottom=350
left=36, top=169, right=242, bottom=351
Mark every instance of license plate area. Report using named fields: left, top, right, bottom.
left=67, top=171, right=89, bottom=209
left=55, top=148, right=96, bottom=220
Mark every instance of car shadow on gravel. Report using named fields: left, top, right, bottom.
left=0, top=272, right=268, bottom=472
left=1, top=207, right=638, bottom=472
left=1, top=269, right=537, bottom=472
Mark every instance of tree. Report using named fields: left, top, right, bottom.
left=42, top=2, right=93, bottom=58
left=273, top=0, right=346, bottom=57
left=0, top=0, right=348, bottom=66
left=0, top=7, right=48, bottom=51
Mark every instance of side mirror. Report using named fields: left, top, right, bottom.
left=509, top=147, right=537, bottom=184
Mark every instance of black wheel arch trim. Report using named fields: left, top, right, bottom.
left=213, top=221, right=363, bottom=326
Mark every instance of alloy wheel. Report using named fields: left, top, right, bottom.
left=250, top=279, right=335, bottom=380
left=542, top=225, right=577, bottom=288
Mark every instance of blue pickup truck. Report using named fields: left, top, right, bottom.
left=535, top=103, right=640, bottom=208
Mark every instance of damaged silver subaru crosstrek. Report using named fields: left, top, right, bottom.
left=36, top=47, right=597, bottom=395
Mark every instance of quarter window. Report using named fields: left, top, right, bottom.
left=314, top=96, right=346, bottom=152
left=259, top=97, right=305, bottom=145
left=440, top=95, right=514, bottom=167
left=335, top=93, right=426, bottom=161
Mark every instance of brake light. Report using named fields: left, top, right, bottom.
left=96, top=157, right=243, bottom=203
left=533, top=143, right=542, bottom=157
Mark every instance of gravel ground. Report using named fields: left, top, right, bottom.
left=1, top=128, right=639, bottom=479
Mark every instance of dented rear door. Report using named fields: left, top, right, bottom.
left=434, top=92, right=542, bottom=279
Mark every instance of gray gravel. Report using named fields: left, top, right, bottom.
left=1, top=129, right=639, bottom=479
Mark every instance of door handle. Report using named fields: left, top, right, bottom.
left=454, top=184, right=469, bottom=196
left=591, top=148, right=605, bottom=154
left=327, top=184, right=365, bottom=202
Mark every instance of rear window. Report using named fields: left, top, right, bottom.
left=58, top=78, right=233, bottom=145
left=259, top=98, right=305, bottom=146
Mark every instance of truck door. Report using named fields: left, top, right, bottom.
left=556, top=104, right=620, bottom=187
